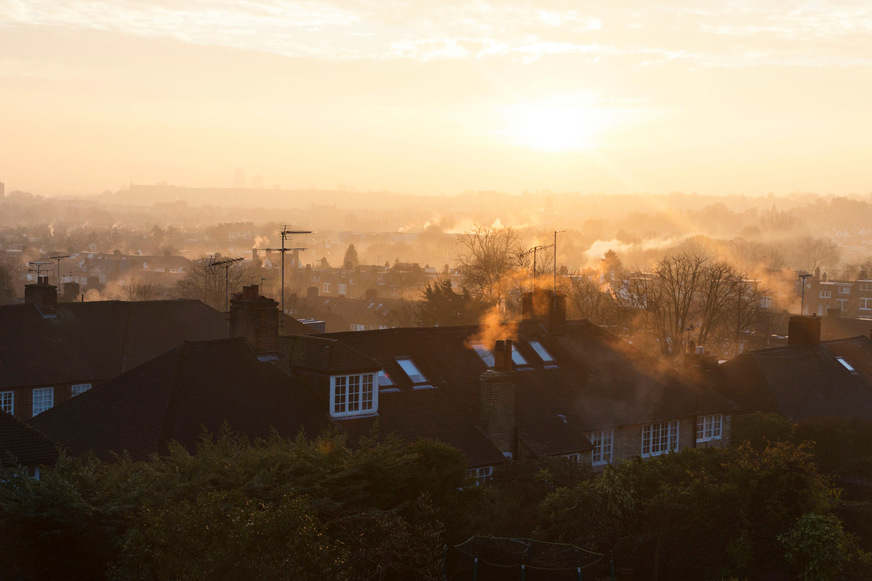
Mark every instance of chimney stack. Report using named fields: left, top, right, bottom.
left=230, top=285, right=279, bottom=360
left=25, top=276, right=58, bottom=317
left=788, top=315, right=821, bottom=347
left=522, top=289, right=566, bottom=335
left=479, top=339, right=517, bottom=458
left=62, top=281, right=80, bottom=303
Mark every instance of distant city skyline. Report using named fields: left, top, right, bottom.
left=2, top=1, right=871, bottom=198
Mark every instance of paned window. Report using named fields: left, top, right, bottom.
left=0, top=391, right=13, bottom=414
left=32, top=387, right=54, bottom=416
left=696, top=414, right=723, bottom=443
left=529, top=340, right=557, bottom=365
left=338, top=284, right=347, bottom=294
left=861, top=298, right=872, bottom=311
left=839, top=286, right=851, bottom=294
left=819, top=290, right=831, bottom=299
left=465, top=465, right=494, bottom=485
left=641, top=420, right=679, bottom=457
left=331, top=373, right=376, bottom=417
left=587, top=429, right=614, bottom=465
left=71, top=383, right=91, bottom=397
left=322, top=282, right=331, bottom=293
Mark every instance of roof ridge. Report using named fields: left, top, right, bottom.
left=156, top=343, right=192, bottom=455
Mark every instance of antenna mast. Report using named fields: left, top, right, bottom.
left=28, top=261, right=52, bottom=280
left=798, top=273, right=812, bottom=315
left=259, top=225, right=312, bottom=324
left=49, top=252, right=71, bottom=286
left=209, top=256, right=244, bottom=313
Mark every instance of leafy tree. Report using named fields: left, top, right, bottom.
left=779, top=513, right=870, bottom=581
left=416, top=280, right=488, bottom=327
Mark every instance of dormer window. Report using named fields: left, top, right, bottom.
left=330, top=373, right=377, bottom=417
left=396, top=357, right=433, bottom=388
left=378, top=369, right=400, bottom=393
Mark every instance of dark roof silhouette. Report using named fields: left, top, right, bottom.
left=29, top=338, right=328, bottom=461
left=714, top=335, right=872, bottom=421
left=0, top=299, right=229, bottom=389
left=1, top=411, right=58, bottom=467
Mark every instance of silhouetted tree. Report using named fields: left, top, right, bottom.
left=456, top=225, right=523, bottom=308
left=416, top=280, right=488, bottom=327
left=121, top=278, right=166, bottom=301
left=342, top=244, right=359, bottom=270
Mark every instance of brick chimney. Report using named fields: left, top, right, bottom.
left=788, top=315, right=821, bottom=347
left=25, top=276, right=57, bottom=316
left=62, top=281, right=81, bottom=303
left=479, top=339, right=518, bottom=458
left=522, top=289, right=566, bottom=335
left=230, top=285, right=279, bottom=360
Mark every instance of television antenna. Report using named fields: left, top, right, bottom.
left=798, top=273, right=812, bottom=315
left=209, top=256, right=244, bottom=313
left=28, top=261, right=52, bottom=280
left=261, top=225, right=311, bottom=324
left=49, top=253, right=70, bottom=286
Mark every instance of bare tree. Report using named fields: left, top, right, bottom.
left=568, top=275, right=624, bottom=328
left=794, top=237, right=841, bottom=273
left=173, top=258, right=251, bottom=311
left=619, top=252, right=766, bottom=357
left=121, top=278, right=166, bottom=301
left=456, top=225, right=523, bottom=308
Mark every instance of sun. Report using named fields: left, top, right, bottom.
left=502, top=100, right=609, bottom=152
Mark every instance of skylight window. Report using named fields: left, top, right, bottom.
left=471, top=342, right=530, bottom=369
left=836, top=356, right=857, bottom=373
left=472, top=343, right=495, bottom=367
left=378, top=369, right=394, bottom=386
left=396, top=357, right=432, bottom=388
left=529, top=340, right=558, bottom=367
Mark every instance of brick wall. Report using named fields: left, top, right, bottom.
left=230, top=286, right=279, bottom=358
left=479, top=369, right=517, bottom=457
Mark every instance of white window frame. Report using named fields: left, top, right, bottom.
left=330, top=373, right=377, bottom=418
left=836, top=299, right=848, bottom=310
left=465, top=465, right=493, bottom=485
left=322, top=282, right=331, bottom=293
left=587, top=429, right=614, bottom=466
left=562, top=453, right=582, bottom=463
left=641, top=420, right=679, bottom=457
left=819, top=290, right=831, bottom=299
left=32, top=387, right=54, bottom=417
left=695, top=414, right=723, bottom=443
left=860, top=282, right=872, bottom=291
left=861, top=297, right=872, bottom=311
left=71, top=383, right=91, bottom=397
left=839, top=286, right=851, bottom=294
left=0, top=391, right=13, bottom=414
left=338, top=283, right=347, bottom=295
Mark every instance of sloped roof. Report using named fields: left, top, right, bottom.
left=29, top=338, right=328, bottom=461
left=311, top=321, right=735, bottom=461
left=716, top=335, right=872, bottom=421
left=0, top=299, right=229, bottom=389
left=768, top=313, right=872, bottom=344
left=0, top=411, right=58, bottom=467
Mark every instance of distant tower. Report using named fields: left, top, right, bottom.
left=0, top=181, right=5, bottom=199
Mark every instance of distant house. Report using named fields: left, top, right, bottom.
left=29, top=287, right=737, bottom=479
left=0, top=278, right=228, bottom=420
left=0, top=411, right=58, bottom=477
left=713, top=315, right=872, bottom=421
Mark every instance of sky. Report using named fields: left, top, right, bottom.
left=1, top=1, right=871, bottom=197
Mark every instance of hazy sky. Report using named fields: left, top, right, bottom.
left=1, top=1, right=871, bottom=197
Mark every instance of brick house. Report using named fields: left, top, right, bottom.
left=27, top=286, right=737, bottom=479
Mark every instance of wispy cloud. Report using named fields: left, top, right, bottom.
left=1, top=0, right=871, bottom=68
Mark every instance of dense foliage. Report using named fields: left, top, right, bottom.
left=3, top=423, right=871, bottom=580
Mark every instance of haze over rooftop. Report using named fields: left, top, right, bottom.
left=2, top=1, right=871, bottom=197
